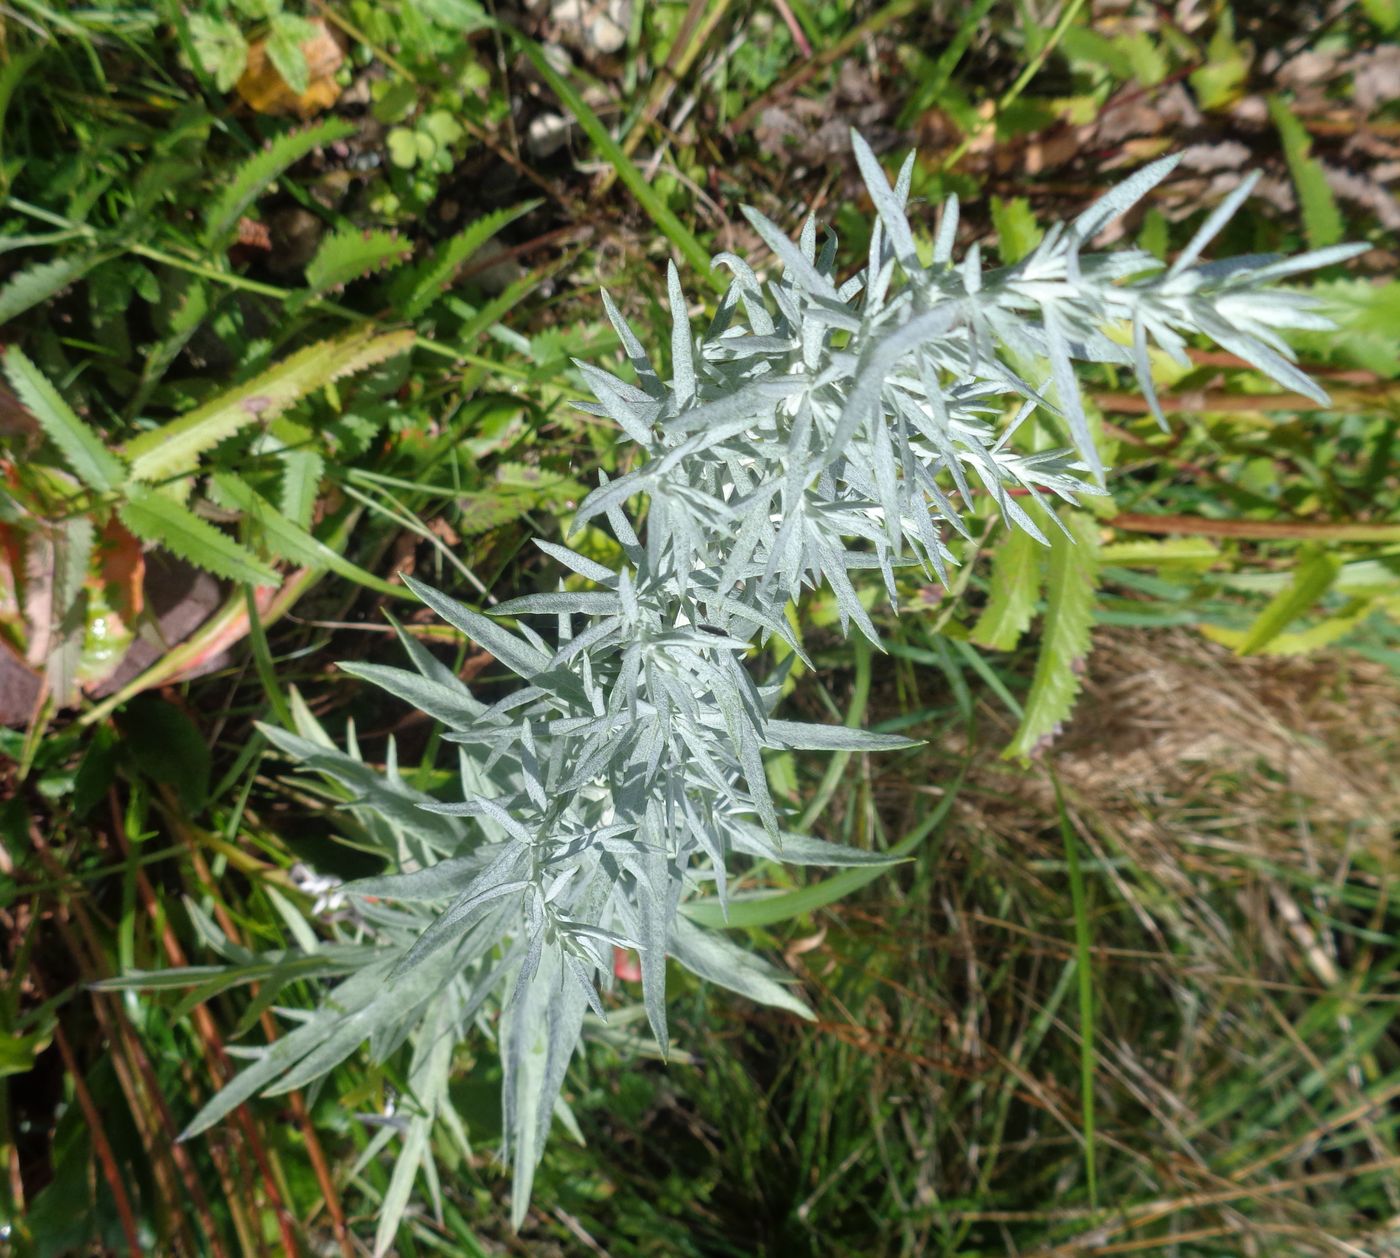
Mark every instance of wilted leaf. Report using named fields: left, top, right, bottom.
left=236, top=16, right=343, bottom=117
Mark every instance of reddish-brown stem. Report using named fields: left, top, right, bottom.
left=1107, top=512, right=1400, bottom=543
left=154, top=786, right=354, bottom=1258
left=42, top=992, right=144, bottom=1255
left=28, top=821, right=228, bottom=1257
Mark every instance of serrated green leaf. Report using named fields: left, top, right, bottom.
left=1099, top=537, right=1221, bottom=569
left=124, top=327, right=414, bottom=482
left=118, top=487, right=279, bottom=586
left=1234, top=550, right=1342, bottom=655
left=209, top=471, right=402, bottom=595
left=1291, top=279, right=1400, bottom=379
left=1269, top=95, right=1344, bottom=250
left=203, top=118, right=355, bottom=248
left=39, top=516, right=95, bottom=707
left=0, top=251, right=110, bottom=324
left=1189, top=9, right=1249, bottom=111
left=989, top=196, right=1043, bottom=264
left=278, top=444, right=324, bottom=529
left=305, top=227, right=409, bottom=294
left=972, top=526, right=1043, bottom=650
left=1003, top=512, right=1100, bottom=762
left=392, top=201, right=540, bottom=320
left=4, top=347, right=127, bottom=493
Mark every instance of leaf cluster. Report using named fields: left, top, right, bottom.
left=178, top=131, right=1363, bottom=1238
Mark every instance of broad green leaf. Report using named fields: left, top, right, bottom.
left=120, top=694, right=211, bottom=810
left=0, top=1025, right=53, bottom=1079
left=1003, top=511, right=1100, bottom=762
left=1233, top=550, right=1343, bottom=655
left=203, top=117, right=355, bottom=247
left=1290, top=279, right=1400, bottom=379
left=1269, top=95, right=1344, bottom=250
left=1060, top=26, right=1134, bottom=78
left=1362, top=0, right=1400, bottom=31
left=209, top=471, right=402, bottom=596
left=118, top=487, right=279, bottom=586
left=1204, top=596, right=1374, bottom=656
left=305, top=227, right=410, bottom=294
left=124, top=327, right=414, bottom=481
left=188, top=13, right=248, bottom=90
left=972, top=525, right=1043, bottom=650
left=4, top=347, right=126, bottom=493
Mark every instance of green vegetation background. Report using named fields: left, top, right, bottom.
left=3, top=1, right=1400, bottom=1254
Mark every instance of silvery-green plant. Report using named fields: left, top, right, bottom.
left=108, top=133, right=1363, bottom=1246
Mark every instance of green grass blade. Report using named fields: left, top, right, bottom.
left=1052, top=771, right=1098, bottom=1208
left=1233, top=549, right=1342, bottom=655
left=512, top=34, right=720, bottom=290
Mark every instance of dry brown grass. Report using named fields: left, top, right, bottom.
left=822, top=628, right=1400, bottom=1255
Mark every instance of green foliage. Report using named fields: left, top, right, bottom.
left=393, top=201, right=540, bottom=319
left=187, top=1, right=322, bottom=96
left=989, top=195, right=1043, bottom=263
left=1189, top=8, right=1250, bottom=110
left=203, top=118, right=356, bottom=248
left=7, top=4, right=1396, bottom=1254
left=0, top=251, right=111, bottom=323
left=4, top=346, right=126, bottom=494
left=1269, top=94, right=1345, bottom=250
left=304, top=228, right=411, bottom=294
left=118, top=486, right=279, bottom=586
left=124, top=328, right=416, bottom=482
left=193, top=132, right=1355, bottom=1234
left=1003, top=511, right=1099, bottom=761
left=972, top=524, right=1043, bottom=651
